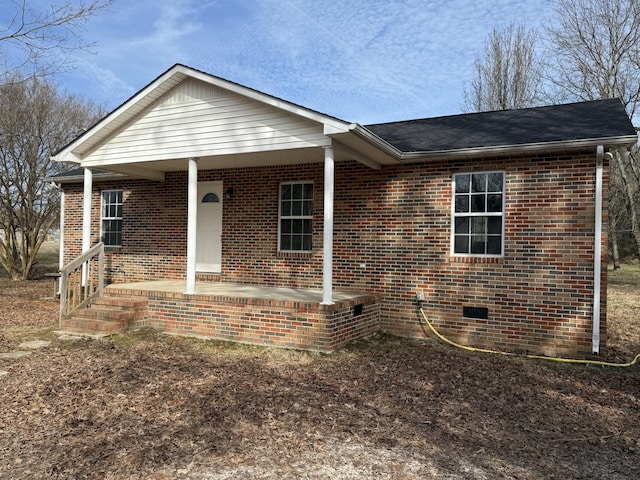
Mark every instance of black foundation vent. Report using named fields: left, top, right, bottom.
left=463, top=306, right=488, bottom=320
left=353, top=304, right=364, bottom=317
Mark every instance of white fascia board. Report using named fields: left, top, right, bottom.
left=52, top=68, right=186, bottom=162
left=323, top=123, right=351, bottom=135
left=51, top=151, right=82, bottom=163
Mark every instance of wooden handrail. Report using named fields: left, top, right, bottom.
left=60, top=242, right=104, bottom=274
left=59, top=242, right=105, bottom=321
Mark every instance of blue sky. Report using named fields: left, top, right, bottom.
left=47, top=0, right=553, bottom=124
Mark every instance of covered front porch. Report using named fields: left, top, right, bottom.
left=51, top=65, right=393, bottom=350
left=63, top=279, right=380, bottom=352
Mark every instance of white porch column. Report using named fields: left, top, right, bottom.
left=321, top=145, right=334, bottom=305
left=82, top=168, right=92, bottom=254
left=81, top=168, right=92, bottom=286
left=185, top=157, right=198, bottom=294
left=59, top=189, right=65, bottom=270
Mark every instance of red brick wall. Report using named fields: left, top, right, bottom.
left=105, top=286, right=380, bottom=352
left=332, top=152, right=607, bottom=358
left=63, top=178, right=189, bottom=281
left=62, top=149, right=607, bottom=357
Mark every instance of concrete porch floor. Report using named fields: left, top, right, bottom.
left=106, top=280, right=366, bottom=304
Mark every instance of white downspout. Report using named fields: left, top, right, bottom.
left=592, top=146, right=605, bottom=354
left=49, top=182, right=64, bottom=270
left=321, top=145, right=334, bottom=305
left=185, top=157, right=198, bottom=294
left=49, top=181, right=64, bottom=295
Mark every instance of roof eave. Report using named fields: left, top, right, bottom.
left=348, top=124, right=404, bottom=158
left=398, top=135, right=639, bottom=162
left=44, top=171, right=130, bottom=184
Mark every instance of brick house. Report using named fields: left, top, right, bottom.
left=50, top=64, right=637, bottom=357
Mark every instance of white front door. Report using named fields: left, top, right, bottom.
left=196, top=181, right=223, bottom=273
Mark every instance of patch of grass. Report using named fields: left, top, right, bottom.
left=0, top=240, right=60, bottom=281
left=2, top=326, right=59, bottom=344
left=180, top=333, right=328, bottom=364
left=30, top=240, right=60, bottom=279
left=108, top=327, right=163, bottom=348
left=608, top=263, right=640, bottom=286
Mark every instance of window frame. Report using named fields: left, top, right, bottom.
left=451, top=171, right=506, bottom=257
left=278, top=181, right=314, bottom=253
left=100, top=189, right=123, bottom=247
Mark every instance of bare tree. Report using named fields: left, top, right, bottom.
left=547, top=0, right=640, bottom=260
left=0, top=0, right=113, bottom=80
left=0, top=77, right=101, bottom=280
left=546, top=0, right=640, bottom=116
left=464, top=23, right=543, bottom=112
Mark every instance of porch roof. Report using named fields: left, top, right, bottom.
left=50, top=64, right=400, bottom=175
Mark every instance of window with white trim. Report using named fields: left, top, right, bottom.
left=452, top=171, right=505, bottom=256
left=101, top=190, right=123, bottom=247
left=279, top=182, right=313, bottom=252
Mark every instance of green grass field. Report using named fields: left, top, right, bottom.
left=609, top=262, right=640, bottom=286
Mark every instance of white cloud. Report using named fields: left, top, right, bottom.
left=49, top=0, right=555, bottom=121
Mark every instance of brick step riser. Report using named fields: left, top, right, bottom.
left=84, top=304, right=147, bottom=314
left=62, top=294, right=149, bottom=335
left=61, top=319, right=126, bottom=334
left=93, top=298, right=148, bottom=309
left=78, top=310, right=139, bottom=322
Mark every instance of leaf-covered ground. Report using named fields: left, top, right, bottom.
left=0, top=254, right=638, bottom=479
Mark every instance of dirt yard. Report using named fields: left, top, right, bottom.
left=0, top=246, right=638, bottom=479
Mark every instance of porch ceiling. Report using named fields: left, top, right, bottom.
left=126, top=147, right=325, bottom=173
left=95, top=143, right=391, bottom=181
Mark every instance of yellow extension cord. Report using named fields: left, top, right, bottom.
left=419, top=307, right=640, bottom=368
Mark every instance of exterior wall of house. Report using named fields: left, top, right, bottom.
left=62, top=149, right=608, bottom=357
left=332, top=153, right=608, bottom=359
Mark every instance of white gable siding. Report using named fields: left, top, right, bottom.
left=83, top=79, right=330, bottom=166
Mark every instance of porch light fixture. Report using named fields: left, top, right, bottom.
left=224, top=187, right=234, bottom=201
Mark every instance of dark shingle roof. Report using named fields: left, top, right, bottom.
left=365, top=99, right=636, bottom=153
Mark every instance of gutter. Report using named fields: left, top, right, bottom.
left=398, top=135, right=638, bottom=161
left=44, top=170, right=128, bottom=184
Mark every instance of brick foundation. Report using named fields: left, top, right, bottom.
left=106, top=286, right=379, bottom=352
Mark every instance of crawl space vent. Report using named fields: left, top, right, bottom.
left=463, top=306, right=488, bottom=320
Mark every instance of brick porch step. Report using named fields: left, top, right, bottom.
left=60, top=295, right=148, bottom=335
